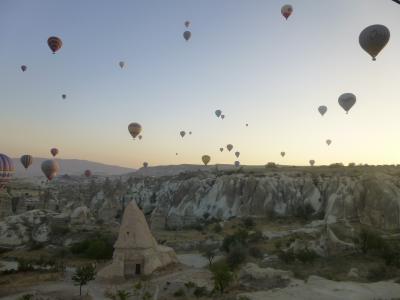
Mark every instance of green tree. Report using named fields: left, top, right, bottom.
left=211, top=262, right=233, bottom=294
left=72, top=264, right=96, bottom=296
left=201, top=244, right=218, bottom=266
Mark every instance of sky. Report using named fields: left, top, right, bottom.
left=1, top=0, right=400, bottom=168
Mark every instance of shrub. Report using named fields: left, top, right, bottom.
left=227, top=243, right=247, bottom=269
left=173, top=288, right=185, bottom=297
left=70, top=236, right=113, bottom=260
left=17, top=258, right=34, bottom=272
left=248, top=230, right=263, bottom=243
left=193, top=286, right=208, bottom=298
left=221, top=229, right=248, bottom=252
left=184, top=281, right=196, bottom=289
left=242, top=217, right=255, bottom=229
left=277, top=250, right=295, bottom=264
left=213, top=223, right=222, bottom=234
left=249, top=246, right=263, bottom=259
left=211, top=262, right=233, bottom=294
left=295, top=248, right=318, bottom=264
left=354, top=228, right=385, bottom=254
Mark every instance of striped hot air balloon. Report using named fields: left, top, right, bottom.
left=47, top=36, right=62, bottom=54
left=20, top=155, right=33, bottom=169
left=0, top=154, right=14, bottom=190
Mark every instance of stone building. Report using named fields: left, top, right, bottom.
left=98, top=200, right=176, bottom=279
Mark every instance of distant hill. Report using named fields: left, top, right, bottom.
left=132, top=164, right=237, bottom=177
left=13, top=158, right=134, bottom=178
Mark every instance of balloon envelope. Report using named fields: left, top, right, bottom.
left=0, top=154, right=14, bottom=190
left=20, top=155, right=33, bottom=169
left=41, top=160, right=60, bottom=181
left=219, top=148, right=224, bottom=152
left=184, top=21, right=191, bottom=28
left=338, top=93, right=356, bottom=114
left=227, top=144, right=233, bottom=152
left=143, top=162, right=148, bottom=168
left=84, top=170, right=92, bottom=177
left=202, top=155, right=211, bottom=166
left=21, top=65, right=27, bottom=72
left=119, top=61, right=125, bottom=68
left=183, top=31, right=191, bottom=41
left=309, top=160, right=315, bottom=166
left=215, top=110, right=222, bottom=118
left=180, top=131, right=186, bottom=138
left=359, top=24, right=390, bottom=61
left=234, top=161, right=240, bottom=167
left=50, top=148, right=59, bottom=157
left=318, top=106, right=327, bottom=116
left=281, top=4, right=293, bottom=19
left=326, top=139, right=332, bottom=146
left=62, top=94, right=66, bottom=100
left=47, top=36, right=62, bottom=54
left=128, top=123, right=142, bottom=139
left=221, top=115, right=225, bottom=119
left=235, top=151, right=240, bottom=158
left=281, top=152, right=286, bottom=157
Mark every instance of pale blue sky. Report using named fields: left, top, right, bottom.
left=1, top=0, right=400, bottom=168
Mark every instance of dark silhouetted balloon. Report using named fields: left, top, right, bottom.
left=20, top=155, right=33, bottom=170
left=50, top=148, right=59, bottom=157
left=281, top=4, right=293, bottom=20
left=128, top=123, right=142, bottom=139
left=359, top=24, right=390, bottom=61
left=41, top=159, right=60, bottom=181
left=202, top=155, right=211, bottom=166
left=338, top=93, right=356, bottom=114
left=21, top=65, right=27, bottom=72
left=47, top=36, right=62, bottom=54
left=84, top=170, right=92, bottom=177
left=183, top=31, right=191, bottom=41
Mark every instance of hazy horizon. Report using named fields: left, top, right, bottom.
left=1, top=0, right=400, bottom=168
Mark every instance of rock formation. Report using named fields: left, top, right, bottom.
left=98, top=200, right=176, bottom=279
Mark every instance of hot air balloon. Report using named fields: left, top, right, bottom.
left=326, top=139, right=332, bottom=146
left=189, top=131, right=192, bottom=135
left=246, top=123, right=248, bottom=127
left=281, top=4, right=293, bottom=20
left=220, top=148, right=224, bottom=152
left=318, top=106, right=327, bottom=116
left=62, top=94, right=66, bottom=100
left=215, top=110, right=222, bottom=118
left=234, top=161, right=240, bottom=168
left=235, top=151, right=240, bottom=158
left=21, top=65, right=27, bottom=72
left=41, top=160, right=59, bottom=181
left=183, top=31, right=191, bottom=41
left=184, top=21, right=191, bottom=28
left=176, top=153, right=178, bottom=156
left=138, top=135, right=143, bottom=140
left=119, top=61, right=125, bottom=69
left=202, top=155, right=211, bottom=166
left=50, top=148, right=59, bottom=157
left=143, top=162, right=148, bottom=168
left=180, top=131, right=186, bottom=138
left=338, top=93, right=356, bottom=114
left=359, top=24, right=390, bottom=61
left=309, top=160, right=315, bottom=167
left=281, top=152, right=286, bottom=157
left=128, top=123, right=142, bottom=139
left=84, top=170, right=92, bottom=177
left=227, top=144, right=233, bottom=152
left=0, top=154, right=14, bottom=190
left=47, top=36, right=62, bottom=54
left=20, top=155, right=33, bottom=170
left=221, top=115, right=225, bottom=120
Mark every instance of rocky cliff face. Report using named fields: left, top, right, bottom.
left=2, top=168, right=400, bottom=248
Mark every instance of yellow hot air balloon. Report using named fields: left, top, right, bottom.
left=202, top=155, right=211, bottom=166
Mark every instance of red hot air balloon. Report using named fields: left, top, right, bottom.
left=20, top=155, right=33, bottom=169
left=84, top=170, right=92, bottom=177
left=47, top=36, right=62, bottom=54
left=50, top=148, right=59, bottom=157
left=0, top=154, right=14, bottom=190
left=41, top=160, right=60, bottom=181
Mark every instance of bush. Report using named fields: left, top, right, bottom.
left=354, top=228, right=385, bottom=254
left=184, top=281, right=196, bottom=289
left=213, top=223, right=222, bottom=234
left=193, top=286, right=208, bottom=298
left=70, top=236, right=113, bottom=260
left=249, top=246, right=263, bottom=259
left=17, top=258, right=34, bottom=272
left=242, top=217, right=255, bottom=229
left=277, top=250, right=295, bottom=264
left=295, top=248, right=318, bottom=264
left=248, top=230, right=263, bottom=243
left=227, top=243, right=247, bottom=269
left=221, top=229, right=248, bottom=252
left=173, top=288, right=185, bottom=297
left=265, top=162, right=277, bottom=168
left=210, top=262, right=233, bottom=294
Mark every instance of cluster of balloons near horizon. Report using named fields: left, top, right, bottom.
left=215, top=110, right=225, bottom=120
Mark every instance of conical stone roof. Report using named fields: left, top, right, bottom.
left=114, top=200, right=157, bottom=249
